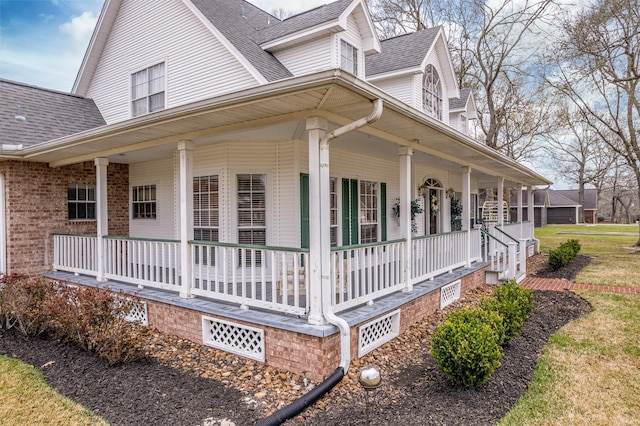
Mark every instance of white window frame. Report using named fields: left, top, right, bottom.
left=132, top=184, right=157, bottom=220
left=131, top=62, right=166, bottom=117
left=330, top=177, right=338, bottom=247
left=67, top=184, right=96, bottom=221
left=423, top=64, right=443, bottom=120
left=193, top=175, right=219, bottom=242
left=359, top=180, right=379, bottom=244
left=340, top=39, right=358, bottom=75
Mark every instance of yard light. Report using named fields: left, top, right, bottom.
left=358, top=365, right=382, bottom=425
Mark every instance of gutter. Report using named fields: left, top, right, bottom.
left=255, top=98, right=383, bottom=426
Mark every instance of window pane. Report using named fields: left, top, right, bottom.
left=149, top=92, right=165, bottom=112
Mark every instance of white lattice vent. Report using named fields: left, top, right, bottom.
left=440, top=280, right=461, bottom=309
left=202, top=316, right=265, bottom=362
left=125, top=300, right=148, bottom=326
left=358, top=310, right=400, bottom=357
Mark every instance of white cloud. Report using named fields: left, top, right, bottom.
left=59, top=11, right=97, bottom=46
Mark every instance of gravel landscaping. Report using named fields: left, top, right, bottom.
left=0, top=255, right=592, bottom=425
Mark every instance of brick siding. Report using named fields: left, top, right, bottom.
left=1, top=160, right=129, bottom=275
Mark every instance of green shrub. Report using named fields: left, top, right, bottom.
left=548, top=239, right=581, bottom=271
left=430, top=307, right=504, bottom=387
left=481, top=279, right=533, bottom=344
left=0, top=275, right=54, bottom=336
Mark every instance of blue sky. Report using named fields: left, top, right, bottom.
left=0, top=0, right=326, bottom=92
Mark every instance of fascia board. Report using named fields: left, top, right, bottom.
left=182, top=0, right=268, bottom=84
left=72, top=0, right=122, bottom=96
left=260, top=22, right=343, bottom=52
left=367, top=67, right=422, bottom=81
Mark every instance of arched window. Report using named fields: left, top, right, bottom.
left=423, top=65, right=442, bottom=120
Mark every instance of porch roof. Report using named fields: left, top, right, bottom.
left=12, top=69, right=550, bottom=187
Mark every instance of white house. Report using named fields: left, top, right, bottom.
left=0, top=0, right=548, bottom=380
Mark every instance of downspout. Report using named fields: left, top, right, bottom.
left=255, top=98, right=383, bottom=426
left=320, top=98, right=383, bottom=373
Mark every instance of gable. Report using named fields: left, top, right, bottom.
left=259, top=0, right=380, bottom=55
left=77, top=0, right=269, bottom=124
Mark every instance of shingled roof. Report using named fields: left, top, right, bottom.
left=188, top=0, right=293, bottom=82
left=366, top=27, right=440, bottom=77
left=0, top=79, right=105, bottom=149
left=256, top=0, right=353, bottom=43
left=450, top=88, right=472, bottom=111
left=555, top=189, right=597, bottom=210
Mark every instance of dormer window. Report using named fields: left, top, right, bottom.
left=131, top=62, right=165, bottom=117
left=423, top=65, right=442, bottom=120
left=340, top=40, right=358, bottom=75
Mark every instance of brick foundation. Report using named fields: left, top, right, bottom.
left=1, top=160, right=129, bottom=276
left=130, top=267, right=489, bottom=381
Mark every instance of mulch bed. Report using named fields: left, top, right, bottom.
left=1, top=257, right=592, bottom=426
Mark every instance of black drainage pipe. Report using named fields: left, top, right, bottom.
left=254, top=366, right=345, bottom=426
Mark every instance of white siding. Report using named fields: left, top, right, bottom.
left=274, top=37, right=333, bottom=76
left=129, top=157, right=175, bottom=239
left=371, top=75, right=415, bottom=106
left=335, top=14, right=366, bottom=79
left=86, top=0, right=259, bottom=124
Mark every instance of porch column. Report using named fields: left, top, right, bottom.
left=307, top=117, right=328, bottom=325
left=517, top=183, right=523, bottom=239
left=517, top=184, right=523, bottom=223
left=95, top=158, right=108, bottom=282
left=497, top=177, right=505, bottom=226
left=178, top=140, right=195, bottom=299
left=399, top=147, right=413, bottom=292
left=461, top=166, right=471, bottom=266
left=527, top=185, right=535, bottom=238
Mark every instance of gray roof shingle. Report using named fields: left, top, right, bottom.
left=190, top=0, right=293, bottom=82
left=450, top=87, right=472, bottom=111
left=366, top=27, right=440, bottom=77
left=0, top=79, right=105, bottom=148
left=555, top=189, right=597, bottom=210
left=256, top=0, right=353, bottom=43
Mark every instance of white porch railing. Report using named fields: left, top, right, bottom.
left=190, top=242, right=309, bottom=316
left=104, top=236, right=181, bottom=292
left=411, top=231, right=468, bottom=284
left=481, top=229, right=509, bottom=278
left=53, top=231, right=487, bottom=317
left=53, top=234, right=97, bottom=276
left=330, top=240, right=405, bottom=313
left=496, top=221, right=532, bottom=242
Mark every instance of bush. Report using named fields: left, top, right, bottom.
left=0, top=275, right=146, bottom=365
left=0, top=275, right=54, bottom=336
left=48, top=285, right=147, bottom=365
left=548, top=239, right=581, bottom=271
left=430, top=307, right=504, bottom=387
left=481, top=279, right=533, bottom=344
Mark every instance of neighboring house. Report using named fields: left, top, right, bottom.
left=0, top=0, right=550, bottom=380
left=554, top=189, right=598, bottom=224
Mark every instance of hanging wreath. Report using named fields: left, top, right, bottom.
left=430, top=194, right=439, bottom=214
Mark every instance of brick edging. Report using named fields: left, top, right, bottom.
left=521, top=277, right=640, bottom=295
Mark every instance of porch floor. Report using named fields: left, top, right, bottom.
left=44, top=260, right=489, bottom=338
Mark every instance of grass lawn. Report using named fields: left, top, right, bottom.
left=500, top=224, right=640, bottom=425
left=536, top=224, right=640, bottom=289
left=0, top=355, right=107, bottom=426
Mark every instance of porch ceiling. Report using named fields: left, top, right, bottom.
left=21, top=70, right=550, bottom=186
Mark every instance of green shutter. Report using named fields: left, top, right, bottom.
left=342, top=178, right=351, bottom=245
left=300, top=174, right=309, bottom=248
left=381, top=182, right=387, bottom=241
left=350, top=179, right=359, bottom=244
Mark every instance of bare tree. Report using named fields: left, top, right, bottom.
left=547, top=0, right=640, bottom=244
left=367, top=0, right=559, bottom=160
left=544, top=107, right=615, bottom=222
